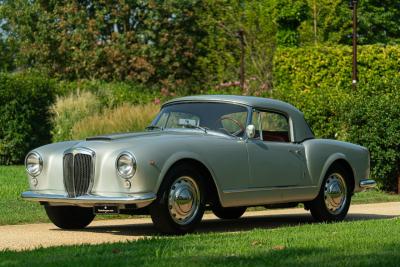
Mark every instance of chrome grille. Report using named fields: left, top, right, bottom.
left=63, top=148, right=94, bottom=197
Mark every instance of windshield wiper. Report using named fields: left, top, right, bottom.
left=145, top=125, right=163, bottom=131
left=180, top=124, right=208, bottom=133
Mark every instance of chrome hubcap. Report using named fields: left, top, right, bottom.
left=324, top=173, right=347, bottom=215
left=168, top=176, right=200, bottom=225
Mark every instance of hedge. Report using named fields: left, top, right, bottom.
left=339, top=79, right=400, bottom=191
left=272, top=45, right=400, bottom=138
left=0, top=72, right=55, bottom=164
left=272, top=45, right=400, bottom=191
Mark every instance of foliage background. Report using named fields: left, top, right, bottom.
left=0, top=72, right=54, bottom=165
left=0, top=0, right=399, bottom=191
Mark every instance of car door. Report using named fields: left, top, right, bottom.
left=246, top=110, right=306, bottom=188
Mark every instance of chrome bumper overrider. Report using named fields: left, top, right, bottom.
left=359, top=179, right=377, bottom=189
left=21, top=191, right=156, bottom=208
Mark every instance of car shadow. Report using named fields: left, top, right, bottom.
left=56, top=212, right=398, bottom=237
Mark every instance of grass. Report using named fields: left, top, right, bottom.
left=51, top=91, right=102, bottom=142
left=51, top=92, right=160, bottom=142
left=0, top=166, right=141, bottom=225
left=0, top=166, right=48, bottom=225
left=1, top=165, right=399, bottom=225
left=71, top=103, right=159, bottom=139
left=0, top=218, right=399, bottom=266
left=352, top=189, right=400, bottom=204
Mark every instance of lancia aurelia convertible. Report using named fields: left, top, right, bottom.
left=22, top=95, right=376, bottom=234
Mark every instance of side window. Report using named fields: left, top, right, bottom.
left=252, top=110, right=290, bottom=142
left=219, top=111, right=247, bottom=136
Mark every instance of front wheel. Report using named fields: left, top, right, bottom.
left=150, top=164, right=205, bottom=234
left=45, top=205, right=95, bottom=229
left=212, top=205, right=246, bottom=220
left=309, top=165, right=352, bottom=222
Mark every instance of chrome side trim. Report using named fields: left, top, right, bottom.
left=21, top=191, right=156, bottom=205
left=359, top=179, right=377, bottom=189
left=223, top=185, right=318, bottom=194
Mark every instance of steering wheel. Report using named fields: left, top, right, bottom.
left=217, top=116, right=245, bottom=136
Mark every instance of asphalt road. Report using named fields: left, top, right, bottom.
left=1, top=202, right=399, bottom=251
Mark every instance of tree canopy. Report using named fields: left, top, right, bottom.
left=0, top=0, right=399, bottom=89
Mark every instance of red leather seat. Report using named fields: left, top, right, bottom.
left=262, top=131, right=289, bottom=142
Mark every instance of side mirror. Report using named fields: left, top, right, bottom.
left=246, top=124, right=256, bottom=139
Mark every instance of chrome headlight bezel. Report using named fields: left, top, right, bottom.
left=25, top=152, right=43, bottom=177
left=116, top=152, right=137, bottom=179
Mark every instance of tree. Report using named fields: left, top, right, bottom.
left=0, top=34, right=15, bottom=71
left=357, top=0, right=400, bottom=44
left=299, top=0, right=400, bottom=45
left=275, top=0, right=309, bottom=47
left=197, top=0, right=296, bottom=93
left=299, top=0, right=342, bottom=45
left=0, top=0, right=206, bottom=88
left=0, top=3, right=16, bottom=71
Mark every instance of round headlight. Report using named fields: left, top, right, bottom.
left=116, top=152, right=136, bottom=178
left=25, top=152, right=43, bottom=177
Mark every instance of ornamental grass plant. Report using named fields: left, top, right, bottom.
left=71, top=103, right=160, bottom=139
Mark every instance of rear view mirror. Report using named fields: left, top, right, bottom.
left=246, top=124, right=255, bottom=138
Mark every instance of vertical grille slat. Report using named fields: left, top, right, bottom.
left=63, top=149, right=94, bottom=197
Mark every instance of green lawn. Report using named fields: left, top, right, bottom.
left=0, top=166, right=139, bottom=225
left=0, top=166, right=48, bottom=225
left=352, top=189, right=400, bottom=204
left=0, top=218, right=399, bottom=266
left=1, top=165, right=399, bottom=225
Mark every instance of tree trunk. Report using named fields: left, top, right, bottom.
left=313, top=0, right=317, bottom=45
left=238, top=29, right=245, bottom=92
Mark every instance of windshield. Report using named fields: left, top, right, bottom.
left=151, top=102, right=249, bottom=137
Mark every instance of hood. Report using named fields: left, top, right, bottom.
left=86, top=131, right=160, bottom=141
left=76, top=129, right=228, bottom=150
left=65, top=129, right=225, bottom=157
left=85, top=129, right=230, bottom=142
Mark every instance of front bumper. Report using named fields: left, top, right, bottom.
left=21, top=191, right=156, bottom=208
left=359, top=179, right=377, bottom=189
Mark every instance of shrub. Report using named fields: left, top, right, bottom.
left=51, top=91, right=101, bottom=142
left=71, top=103, right=160, bottom=139
left=339, top=79, right=400, bottom=191
left=272, top=45, right=400, bottom=191
left=272, top=45, right=400, bottom=138
left=0, top=72, right=55, bottom=164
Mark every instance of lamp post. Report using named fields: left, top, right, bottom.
left=238, top=29, right=245, bottom=91
left=350, top=0, right=358, bottom=90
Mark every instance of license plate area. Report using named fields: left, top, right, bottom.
left=93, top=205, right=119, bottom=214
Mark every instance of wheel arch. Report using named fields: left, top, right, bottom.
left=319, top=154, right=355, bottom=194
left=156, top=153, right=222, bottom=206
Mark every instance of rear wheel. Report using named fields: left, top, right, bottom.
left=309, top=165, right=352, bottom=222
left=45, top=205, right=95, bottom=229
left=150, top=164, right=205, bottom=234
left=212, top=205, right=246, bottom=220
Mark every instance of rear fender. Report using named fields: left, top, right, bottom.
left=317, top=153, right=354, bottom=189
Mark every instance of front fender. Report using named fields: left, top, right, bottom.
left=154, top=151, right=222, bottom=200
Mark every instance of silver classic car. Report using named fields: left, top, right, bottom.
left=22, top=95, right=376, bottom=234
